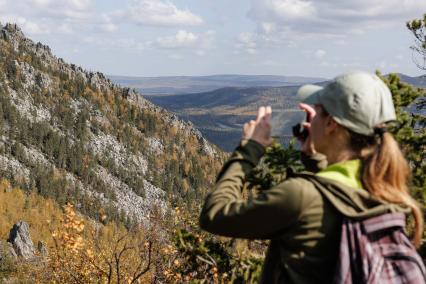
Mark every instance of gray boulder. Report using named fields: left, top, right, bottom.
left=7, top=221, right=35, bottom=259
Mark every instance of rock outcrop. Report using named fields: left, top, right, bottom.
left=0, top=221, right=48, bottom=262
left=7, top=221, right=35, bottom=260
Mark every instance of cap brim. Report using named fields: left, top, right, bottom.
left=297, top=84, right=323, bottom=105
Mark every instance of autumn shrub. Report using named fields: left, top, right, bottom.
left=7, top=199, right=264, bottom=284
left=164, top=205, right=265, bottom=284
left=33, top=204, right=163, bottom=283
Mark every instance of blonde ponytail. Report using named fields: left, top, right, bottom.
left=350, top=131, right=424, bottom=248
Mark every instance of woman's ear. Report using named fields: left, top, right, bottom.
left=324, top=116, right=339, bottom=135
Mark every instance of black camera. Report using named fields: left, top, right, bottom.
left=292, top=112, right=310, bottom=140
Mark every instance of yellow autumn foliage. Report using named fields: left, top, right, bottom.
left=35, top=204, right=168, bottom=283
left=0, top=180, right=263, bottom=283
left=0, top=179, right=62, bottom=246
left=0, top=181, right=168, bottom=283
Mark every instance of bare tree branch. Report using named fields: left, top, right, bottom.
left=131, top=241, right=153, bottom=283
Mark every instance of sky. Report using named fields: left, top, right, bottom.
left=0, top=0, right=425, bottom=78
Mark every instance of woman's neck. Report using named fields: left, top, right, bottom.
left=324, top=148, right=357, bottom=165
left=321, top=127, right=357, bottom=165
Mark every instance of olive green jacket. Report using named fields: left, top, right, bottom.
left=199, top=139, right=408, bottom=283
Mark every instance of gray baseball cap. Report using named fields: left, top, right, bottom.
left=297, top=71, right=396, bottom=136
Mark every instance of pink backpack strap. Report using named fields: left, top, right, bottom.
left=362, top=212, right=406, bottom=234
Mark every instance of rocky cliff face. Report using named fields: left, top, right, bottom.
left=0, top=23, right=224, bottom=224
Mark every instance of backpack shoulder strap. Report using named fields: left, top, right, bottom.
left=362, top=212, right=406, bottom=233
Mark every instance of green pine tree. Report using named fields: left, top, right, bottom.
left=407, top=13, right=426, bottom=71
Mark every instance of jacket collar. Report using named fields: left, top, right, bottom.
left=316, top=159, right=363, bottom=190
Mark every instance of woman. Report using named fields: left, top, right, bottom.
left=199, top=71, right=424, bottom=283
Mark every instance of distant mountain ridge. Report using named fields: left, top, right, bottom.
left=145, top=86, right=299, bottom=110
left=146, top=85, right=304, bottom=151
left=391, top=73, right=426, bottom=88
left=141, top=73, right=425, bottom=151
left=108, top=74, right=326, bottom=95
left=108, top=73, right=426, bottom=97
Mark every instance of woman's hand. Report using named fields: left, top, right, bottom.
left=242, top=106, right=273, bottom=147
left=298, top=103, right=316, bottom=155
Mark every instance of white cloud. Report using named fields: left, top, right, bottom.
left=260, top=22, right=276, bottom=34
left=197, top=30, right=216, bottom=49
left=195, top=30, right=216, bottom=56
left=303, top=49, right=328, bottom=61
left=247, top=48, right=257, bottom=55
left=238, top=32, right=256, bottom=47
left=124, top=0, right=203, bottom=27
left=155, top=30, right=198, bottom=49
left=80, top=35, right=146, bottom=51
left=195, top=50, right=206, bottom=56
left=249, top=0, right=316, bottom=22
left=14, top=17, right=50, bottom=34
left=287, top=41, right=297, bottom=48
left=0, top=1, right=205, bottom=62
left=98, top=14, right=117, bottom=33
left=0, top=0, right=119, bottom=36
left=22, top=0, right=93, bottom=19
left=100, top=23, right=117, bottom=33
left=334, top=39, right=346, bottom=46
left=236, top=32, right=258, bottom=54
left=27, top=0, right=91, bottom=12
left=314, top=49, right=326, bottom=59
left=24, top=21, right=46, bottom=34
left=57, top=23, right=73, bottom=35
left=249, top=0, right=426, bottom=37
left=151, top=29, right=216, bottom=57
left=261, top=59, right=278, bottom=66
left=169, top=53, right=183, bottom=60
left=68, top=0, right=91, bottom=10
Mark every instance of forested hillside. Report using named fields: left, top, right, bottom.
left=0, top=22, right=269, bottom=283
left=0, top=23, right=225, bottom=226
